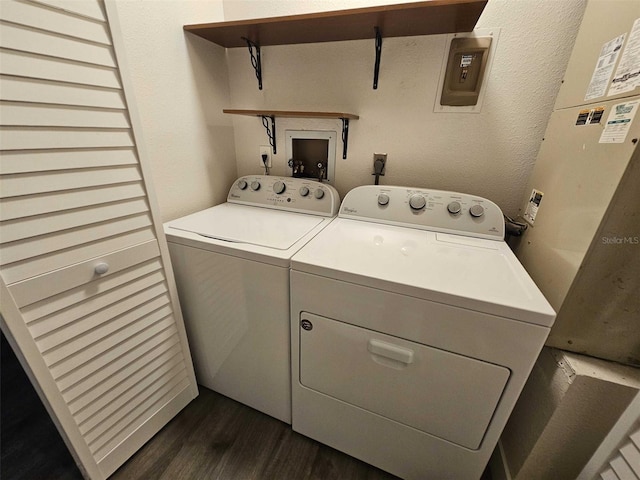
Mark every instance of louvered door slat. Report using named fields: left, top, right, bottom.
left=1, top=198, right=148, bottom=243
left=34, top=0, right=107, bottom=22
left=611, top=455, right=637, bottom=480
left=39, top=288, right=169, bottom=360
left=0, top=50, right=121, bottom=88
left=59, top=324, right=180, bottom=404
left=67, top=341, right=183, bottom=416
left=0, top=102, right=131, bottom=128
left=0, top=148, right=137, bottom=174
left=1, top=213, right=152, bottom=264
left=0, top=182, right=145, bottom=220
left=1, top=0, right=111, bottom=44
left=74, top=348, right=184, bottom=425
left=34, top=281, right=167, bottom=348
left=0, top=127, right=134, bottom=150
left=79, top=360, right=186, bottom=436
left=91, top=373, right=190, bottom=460
left=621, top=441, right=640, bottom=477
left=50, top=305, right=174, bottom=380
left=0, top=165, right=141, bottom=198
left=0, top=23, right=115, bottom=67
left=0, top=77, right=125, bottom=108
left=29, top=275, right=168, bottom=352
left=602, top=468, right=621, bottom=480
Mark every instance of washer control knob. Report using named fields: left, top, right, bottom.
left=409, top=194, right=426, bottom=210
left=237, top=179, right=248, bottom=190
left=447, top=201, right=462, bottom=215
left=250, top=180, right=261, bottom=191
left=273, top=181, right=286, bottom=194
left=377, top=193, right=390, bottom=206
left=314, top=188, right=325, bottom=199
left=469, top=204, right=485, bottom=217
left=299, top=186, right=309, bottom=197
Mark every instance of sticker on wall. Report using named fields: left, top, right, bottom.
left=575, top=107, right=606, bottom=126
left=609, top=18, right=640, bottom=96
left=599, top=100, right=639, bottom=143
left=584, top=33, right=625, bottom=101
left=523, top=189, right=543, bottom=225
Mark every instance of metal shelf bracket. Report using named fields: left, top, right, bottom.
left=242, top=37, right=262, bottom=90
left=261, top=115, right=276, bottom=154
left=341, top=118, right=350, bottom=159
left=373, top=27, right=382, bottom=89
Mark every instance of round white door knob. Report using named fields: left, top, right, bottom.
left=94, top=263, right=109, bottom=275
left=409, top=194, right=426, bottom=210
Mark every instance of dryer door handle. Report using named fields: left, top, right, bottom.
left=368, top=339, right=414, bottom=365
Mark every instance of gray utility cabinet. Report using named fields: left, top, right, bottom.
left=514, top=0, right=640, bottom=366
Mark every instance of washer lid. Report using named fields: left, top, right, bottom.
left=291, top=218, right=556, bottom=326
left=167, top=204, right=325, bottom=250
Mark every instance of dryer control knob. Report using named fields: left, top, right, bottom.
left=250, top=181, right=261, bottom=191
left=447, top=201, right=462, bottom=215
left=237, top=179, right=248, bottom=190
left=469, top=204, right=485, bottom=217
left=273, top=181, right=286, bottom=194
left=314, top=188, right=325, bottom=199
left=409, top=194, right=426, bottom=210
left=378, top=193, right=390, bottom=206
left=299, top=186, right=309, bottom=197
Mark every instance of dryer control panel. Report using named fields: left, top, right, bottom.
left=228, top=175, right=340, bottom=217
left=339, top=185, right=504, bottom=240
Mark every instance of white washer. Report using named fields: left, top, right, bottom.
left=164, top=175, right=339, bottom=424
left=290, top=185, right=555, bottom=479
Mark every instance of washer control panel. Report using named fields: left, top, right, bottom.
left=339, top=185, right=504, bottom=239
left=228, top=175, right=339, bottom=217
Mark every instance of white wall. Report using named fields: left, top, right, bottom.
left=114, top=0, right=237, bottom=222
left=222, top=0, right=586, bottom=215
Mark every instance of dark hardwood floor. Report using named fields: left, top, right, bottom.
left=2, top=332, right=494, bottom=480
left=112, top=388, right=397, bottom=480
left=1, top=332, right=396, bottom=479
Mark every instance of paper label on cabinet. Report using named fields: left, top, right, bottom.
left=599, top=100, right=639, bottom=143
left=576, top=107, right=606, bottom=126
left=523, top=189, right=543, bottom=225
left=608, top=18, right=640, bottom=96
left=584, top=34, right=625, bottom=101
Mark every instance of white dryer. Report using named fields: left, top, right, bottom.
left=164, top=175, right=339, bottom=424
left=290, top=185, right=555, bottom=479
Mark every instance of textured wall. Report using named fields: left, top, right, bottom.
left=113, top=0, right=237, bottom=222
left=222, top=0, right=586, bottom=215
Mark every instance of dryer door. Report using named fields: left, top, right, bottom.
left=298, top=312, right=510, bottom=450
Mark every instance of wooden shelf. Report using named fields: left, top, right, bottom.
left=223, top=109, right=359, bottom=120
left=223, top=110, right=358, bottom=159
left=184, top=0, right=487, bottom=48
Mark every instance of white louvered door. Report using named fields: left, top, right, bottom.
left=0, top=1, right=198, bottom=478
